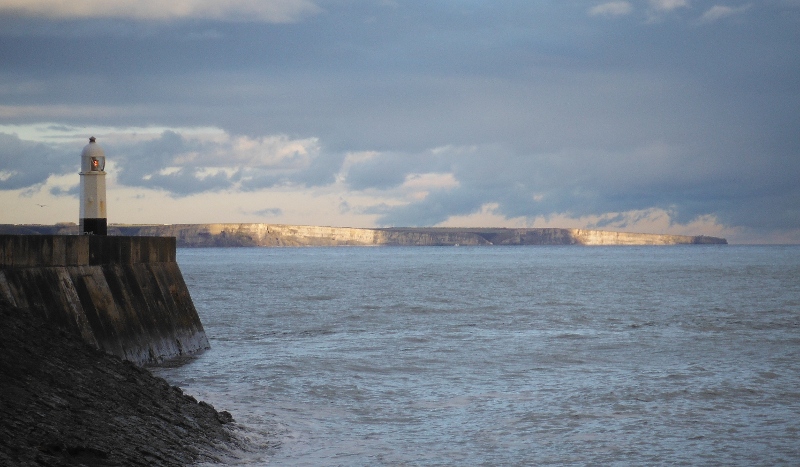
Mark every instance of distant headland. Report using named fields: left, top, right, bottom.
left=0, top=223, right=727, bottom=247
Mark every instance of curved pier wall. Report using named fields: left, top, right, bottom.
left=0, top=235, right=209, bottom=365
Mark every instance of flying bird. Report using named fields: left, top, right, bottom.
left=36, top=204, right=47, bottom=207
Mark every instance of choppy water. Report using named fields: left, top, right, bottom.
left=153, top=245, right=800, bottom=466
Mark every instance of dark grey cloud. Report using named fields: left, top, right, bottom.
left=0, top=133, right=73, bottom=190
left=111, top=131, right=234, bottom=196
left=279, top=149, right=346, bottom=189
left=136, top=168, right=236, bottom=195
left=345, top=150, right=444, bottom=191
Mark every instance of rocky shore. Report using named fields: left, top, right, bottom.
left=0, top=304, right=241, bottom=466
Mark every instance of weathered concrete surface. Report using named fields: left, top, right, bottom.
left=0, top=235, right=209, bottom=365
left=0, top=303, right=241, bottom=467
left=110, top=224, right=726, bottom=247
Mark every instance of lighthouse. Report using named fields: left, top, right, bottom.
left=79, top=136, right=107, bottom=235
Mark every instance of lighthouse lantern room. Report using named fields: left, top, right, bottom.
left=79, top=136, right=107, bottom=235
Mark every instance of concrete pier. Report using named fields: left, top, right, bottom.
left=0, top=235, right=209, bottom=365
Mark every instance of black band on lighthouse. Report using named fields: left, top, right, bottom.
left=81, top=218, right=107, bottom=235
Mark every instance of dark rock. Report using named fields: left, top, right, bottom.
left=217, top=411, right=235, bottom=425
left=0, top=304, right=241, bottom=466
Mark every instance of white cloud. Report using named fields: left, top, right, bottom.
left=698, top=4, right=751, bottom=23
left=436, top=203, right=531, bottom=228
left=217, top=134, right=320, bottom=168
left=342, top=151, right=379, bottom=167
left=644, top=0, right=690, bottom=22
left=4, top=124, right=319, bottom=171
left=649, top=0, right=690, bottom=12
left=589, top=1, right=633, bottom=17
left=0, top=0, right=321, bottom=23
left=401, top=173, right=459, bottom=201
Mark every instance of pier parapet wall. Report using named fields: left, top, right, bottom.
left=0, top=235, right=209, bottom=365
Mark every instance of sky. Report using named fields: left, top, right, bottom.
left=1, top=0, right=798, bottom=243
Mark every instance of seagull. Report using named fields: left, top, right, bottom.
left=36, top=204, right=47, bottom=207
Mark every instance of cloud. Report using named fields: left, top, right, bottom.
left=2, top=122, right=797, bottom=241
left=0, top=125, right=334, bottom=197
left=344, top=152, right=421, bottom=192
left=252, top=207, right=282, bottom=217
left=0, top=0, right=321, bottom=23
left=644, top=0, right=691, bottom=22
left=649, top=0, right=690, bottom=12
left=589, top=1, right=633, bottom=17
left=392, top=172, right=460, bottom=202
left=48, top=184, right=79, bottom=197
left=0, top=133, right=72, bottom=190
left=348, top=137, right=799, bottom=234
left=698, top=4, right=752, bottom=23
left=112, top=130, right=333, bottom=196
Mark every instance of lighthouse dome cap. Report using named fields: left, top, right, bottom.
left=81, top=136, right=105, bottom=159
left=81, top=136, right=106, bottom=172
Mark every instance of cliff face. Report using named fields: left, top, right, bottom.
left=568, top=229, right=721, bottom=246
left=0, top=223, right=727, bottom=246
left=106, top=224, right=726, bottom=247
left=110, top=223, right=382, bottom=247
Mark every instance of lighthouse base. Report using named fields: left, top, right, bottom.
left=80, top=218, right=107, bottom=236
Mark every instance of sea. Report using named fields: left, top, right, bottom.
left=152, top=245, right=800, bottom=466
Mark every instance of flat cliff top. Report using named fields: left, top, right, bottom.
left=0, top=305, right=242, bottom=466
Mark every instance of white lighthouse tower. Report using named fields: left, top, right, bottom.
left=79, top=136, right=107, bottom=235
